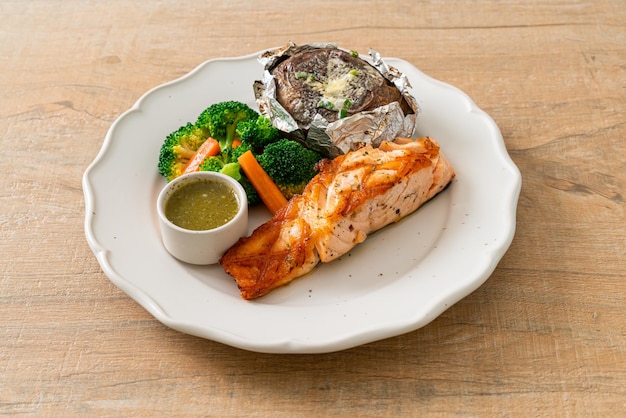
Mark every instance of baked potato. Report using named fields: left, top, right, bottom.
left=254, top=43, right=419, bottom=158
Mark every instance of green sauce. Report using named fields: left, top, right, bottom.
left=165, top=180, right=238, bottom=231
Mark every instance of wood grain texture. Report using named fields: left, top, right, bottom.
left=1, top=0, right=624, bottom=416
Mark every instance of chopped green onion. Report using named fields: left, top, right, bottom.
left=317, top=99, right=334, bottom=110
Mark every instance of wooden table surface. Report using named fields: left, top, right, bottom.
left=2, top=0, right=625, bottom=415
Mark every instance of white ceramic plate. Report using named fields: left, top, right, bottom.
left=83, top=50, right=521, bottom=354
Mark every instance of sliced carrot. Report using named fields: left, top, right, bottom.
left=237, top=150, right=288, bottom=214
left=183, top=137, right=220, bottom=174
left=231, top=139, right=242, bottom=149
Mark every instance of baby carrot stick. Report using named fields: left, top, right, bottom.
left=237, top=150, right=288, bottom=214
left=183, top=137, right=220, bottom=174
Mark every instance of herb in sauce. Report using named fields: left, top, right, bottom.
left=165, top=180, right=238, bottom=231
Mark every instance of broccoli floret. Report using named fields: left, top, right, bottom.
left=157, top=100, right=257, bottom=182
left=257, top=139, right=323, bottom=199
left=239, top=176, right=261, bottom=206
left=236, top=116, right=280, bottom=150
left=157, top=122, right=210, bottom=181
left=196, top=101, right=259, bottom=150
left=231, top=142, right=254, bottom=160
left=202, top=158, right=241, bottom=181
left=199, top=148, right=241, bottom=180
left=198, top=155, right=226, bottom=173
left=198, top=144, right=251, bottom=175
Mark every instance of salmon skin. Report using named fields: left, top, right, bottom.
left=219, top=137, right=455, bottom=300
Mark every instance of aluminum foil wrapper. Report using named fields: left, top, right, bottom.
left=253, top=43, right=419, bottom=158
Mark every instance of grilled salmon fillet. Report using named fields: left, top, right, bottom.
left=219, top=137, right=455, bottom=300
